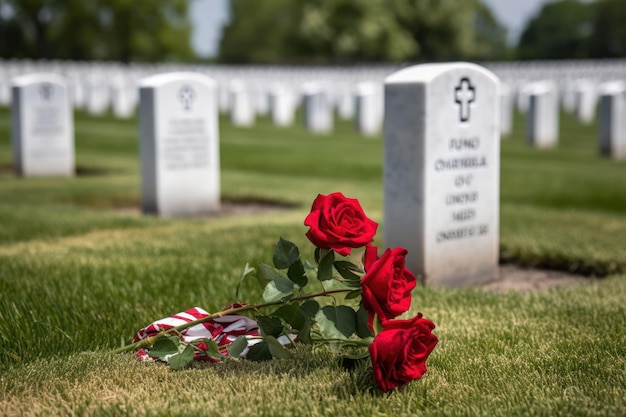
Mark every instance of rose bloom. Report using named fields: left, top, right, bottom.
left=304, top=192, right=378, bottom=256
left=361, top=245, right=417, bottom=328
left=369, top=314, right=438, bottom=392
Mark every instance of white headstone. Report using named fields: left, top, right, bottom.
left=0, top=73, right=10, bottom=106
left=269, top=84, right=296, bottom=127
left=500, top=83, right=514, bottom=138
left=355, top=81, right=383, bottom=136
left=302, top=82, right=333, bottom=134
left=336, top=86, right=355, bottom=120
left=383, top=62, right=500, bottom=287
left=139, top=72, right=220, bottom=217
left=574, top=80, right=597, bottom=125
left=560, top=82, right=577, bottom=113
left=111, top=76, right=135, bottom=119
left=526, top=81, right=559, bottom=149
left=229, top=80, right=255, bottom=127
left=11, top=73, right=74, bottom=177
left=598, top=82, right=626, bottom=160
left=516, top=82, right=531, bottom=114
left=253, top=83, right=270, bottom=116
left=86, top=74, right=110, bottom=116
left=218, top=83, right=230, bottom=113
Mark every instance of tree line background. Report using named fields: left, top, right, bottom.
left=1, top=0, right=625, bottom=63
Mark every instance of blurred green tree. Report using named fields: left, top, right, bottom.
left=0, top=0, right=194, bottom=62
left=517, top=0, right=594, bottom=59
left=219, top=0, right=305, bottom=63
left=218, top=0, right=509, bottom=64
left=588, top=0, right=626, bottom=58
left=471, top=2, right=511, bottom=61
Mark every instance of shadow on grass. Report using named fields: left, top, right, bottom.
left=499, top=248, right=620, bottom=277
left=186, top=344, right=382, bottom=397
left=0, top=163, right=117, bottom=177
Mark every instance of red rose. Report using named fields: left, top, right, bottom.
left=361, top=245, right=417, bottom=328
left=304, top=192, right=378, bottom=256
left=369, top=314, right=438, bottom=392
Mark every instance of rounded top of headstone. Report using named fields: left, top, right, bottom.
left=302, top=81, right=326, bottom=94
left=140, top=71, right=215, bottom=88
left=385, top=62, right=498, bottom=85
left=12, top=72, right=68, bottom=87
left=598, top=80, right=625, bottom=95
left=356, top=81, right=381, bottom=95
left=526, top=80, right=557, bottom=94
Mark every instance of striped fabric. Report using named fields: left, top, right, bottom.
left=134, top=305, right=260, bottom=362
left=133, top=305, right=295, bottom=363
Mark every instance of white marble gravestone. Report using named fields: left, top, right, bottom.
left=11, top=73, right=74, bottom=177
left=574, top=80, right=597, bottom=125
left=229, top=80, right=255, bottom=127
left=111, top=76, right=135, bottom=119
left=526, top=81, right=559, bottom=148
left=86, top=74, right=110, bottom=115
left=336, top=86, right=355, bottom=120
left=383, top=62, right=500, bottom=287
left=561, top=82, right=577, bottom=113
left=598, top=82, right=626, bottom=160
left=139, top=72, right=220, bottom=217
left=355, top=81, right=383, bottom=136
left=269, top=84, right=296, bottom=127
left=500, top=83, right=514, bottom=138
left=0, top=73, right=10, bottom=106
left=302, top=82, right=333, bottom=134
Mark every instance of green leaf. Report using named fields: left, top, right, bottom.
left=297, top=318, right=312, bottom=344
left=287, top=260, right=307, bottom=287
left=266, top=335, right=293, bottom=359
left=339, top=352, right=370, bottom=370
left=334, top=260, right=363, bottom=281
left=236, top=263, right=255, bottom=300
left=168, top=344, right=195, bottom=370
left=246, top=341, right=272, bottom=362
left=345, top=289, right=362, bottom=300
left=272, top=303, right=306, bottom=331
left=356, top=303, right=373, bottom=338
left=317, top=250, right=335, bottom=281
left=328, top=305, right=357, bottom=338
left=314, top=247, right=322, bottom=264
left=273, top=238, right=300, bottom=269
left=257, top=315, right=284, bottom=337
left=373, top=312, right=384, bottom=335
left=200, top=339, right=224, bottom=361
left=226, top=336, right=248, bottom=358
left=315, top=305, right=357, bottom=339
left=303, top=260, right=315, bottom=270
left=342, top=280, right=363, bottom=288
left=335, top=260, right=363, bottom=273
left=300, top=300, right=320, bottom=317
left=148, top=337, right=179, bottom=359
left=256, top=264, right=281, bottom=289
left=262, top=276, right=295, bottom=302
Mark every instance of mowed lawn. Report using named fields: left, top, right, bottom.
left=0, top=105, right=624, bottom=416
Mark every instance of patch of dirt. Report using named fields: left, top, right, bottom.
left=481, top=265, right=594, bottom=293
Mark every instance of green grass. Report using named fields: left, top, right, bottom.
left=0, top=105, right=625, bottom=416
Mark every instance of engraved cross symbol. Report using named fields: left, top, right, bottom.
left=178, top=85, right=195, bottom=111
left=454, top=78, right=475, bottom=122
left=39, top=83, right=53, bottom=101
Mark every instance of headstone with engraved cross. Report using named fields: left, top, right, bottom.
left=139, top=72, right=220, bottom=217
left=11, top=73, right=75, bottom=177
left=383, top=62, right=500, bottom=286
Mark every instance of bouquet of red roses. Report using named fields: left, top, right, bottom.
left=113, top=192, right=438, bottom=393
